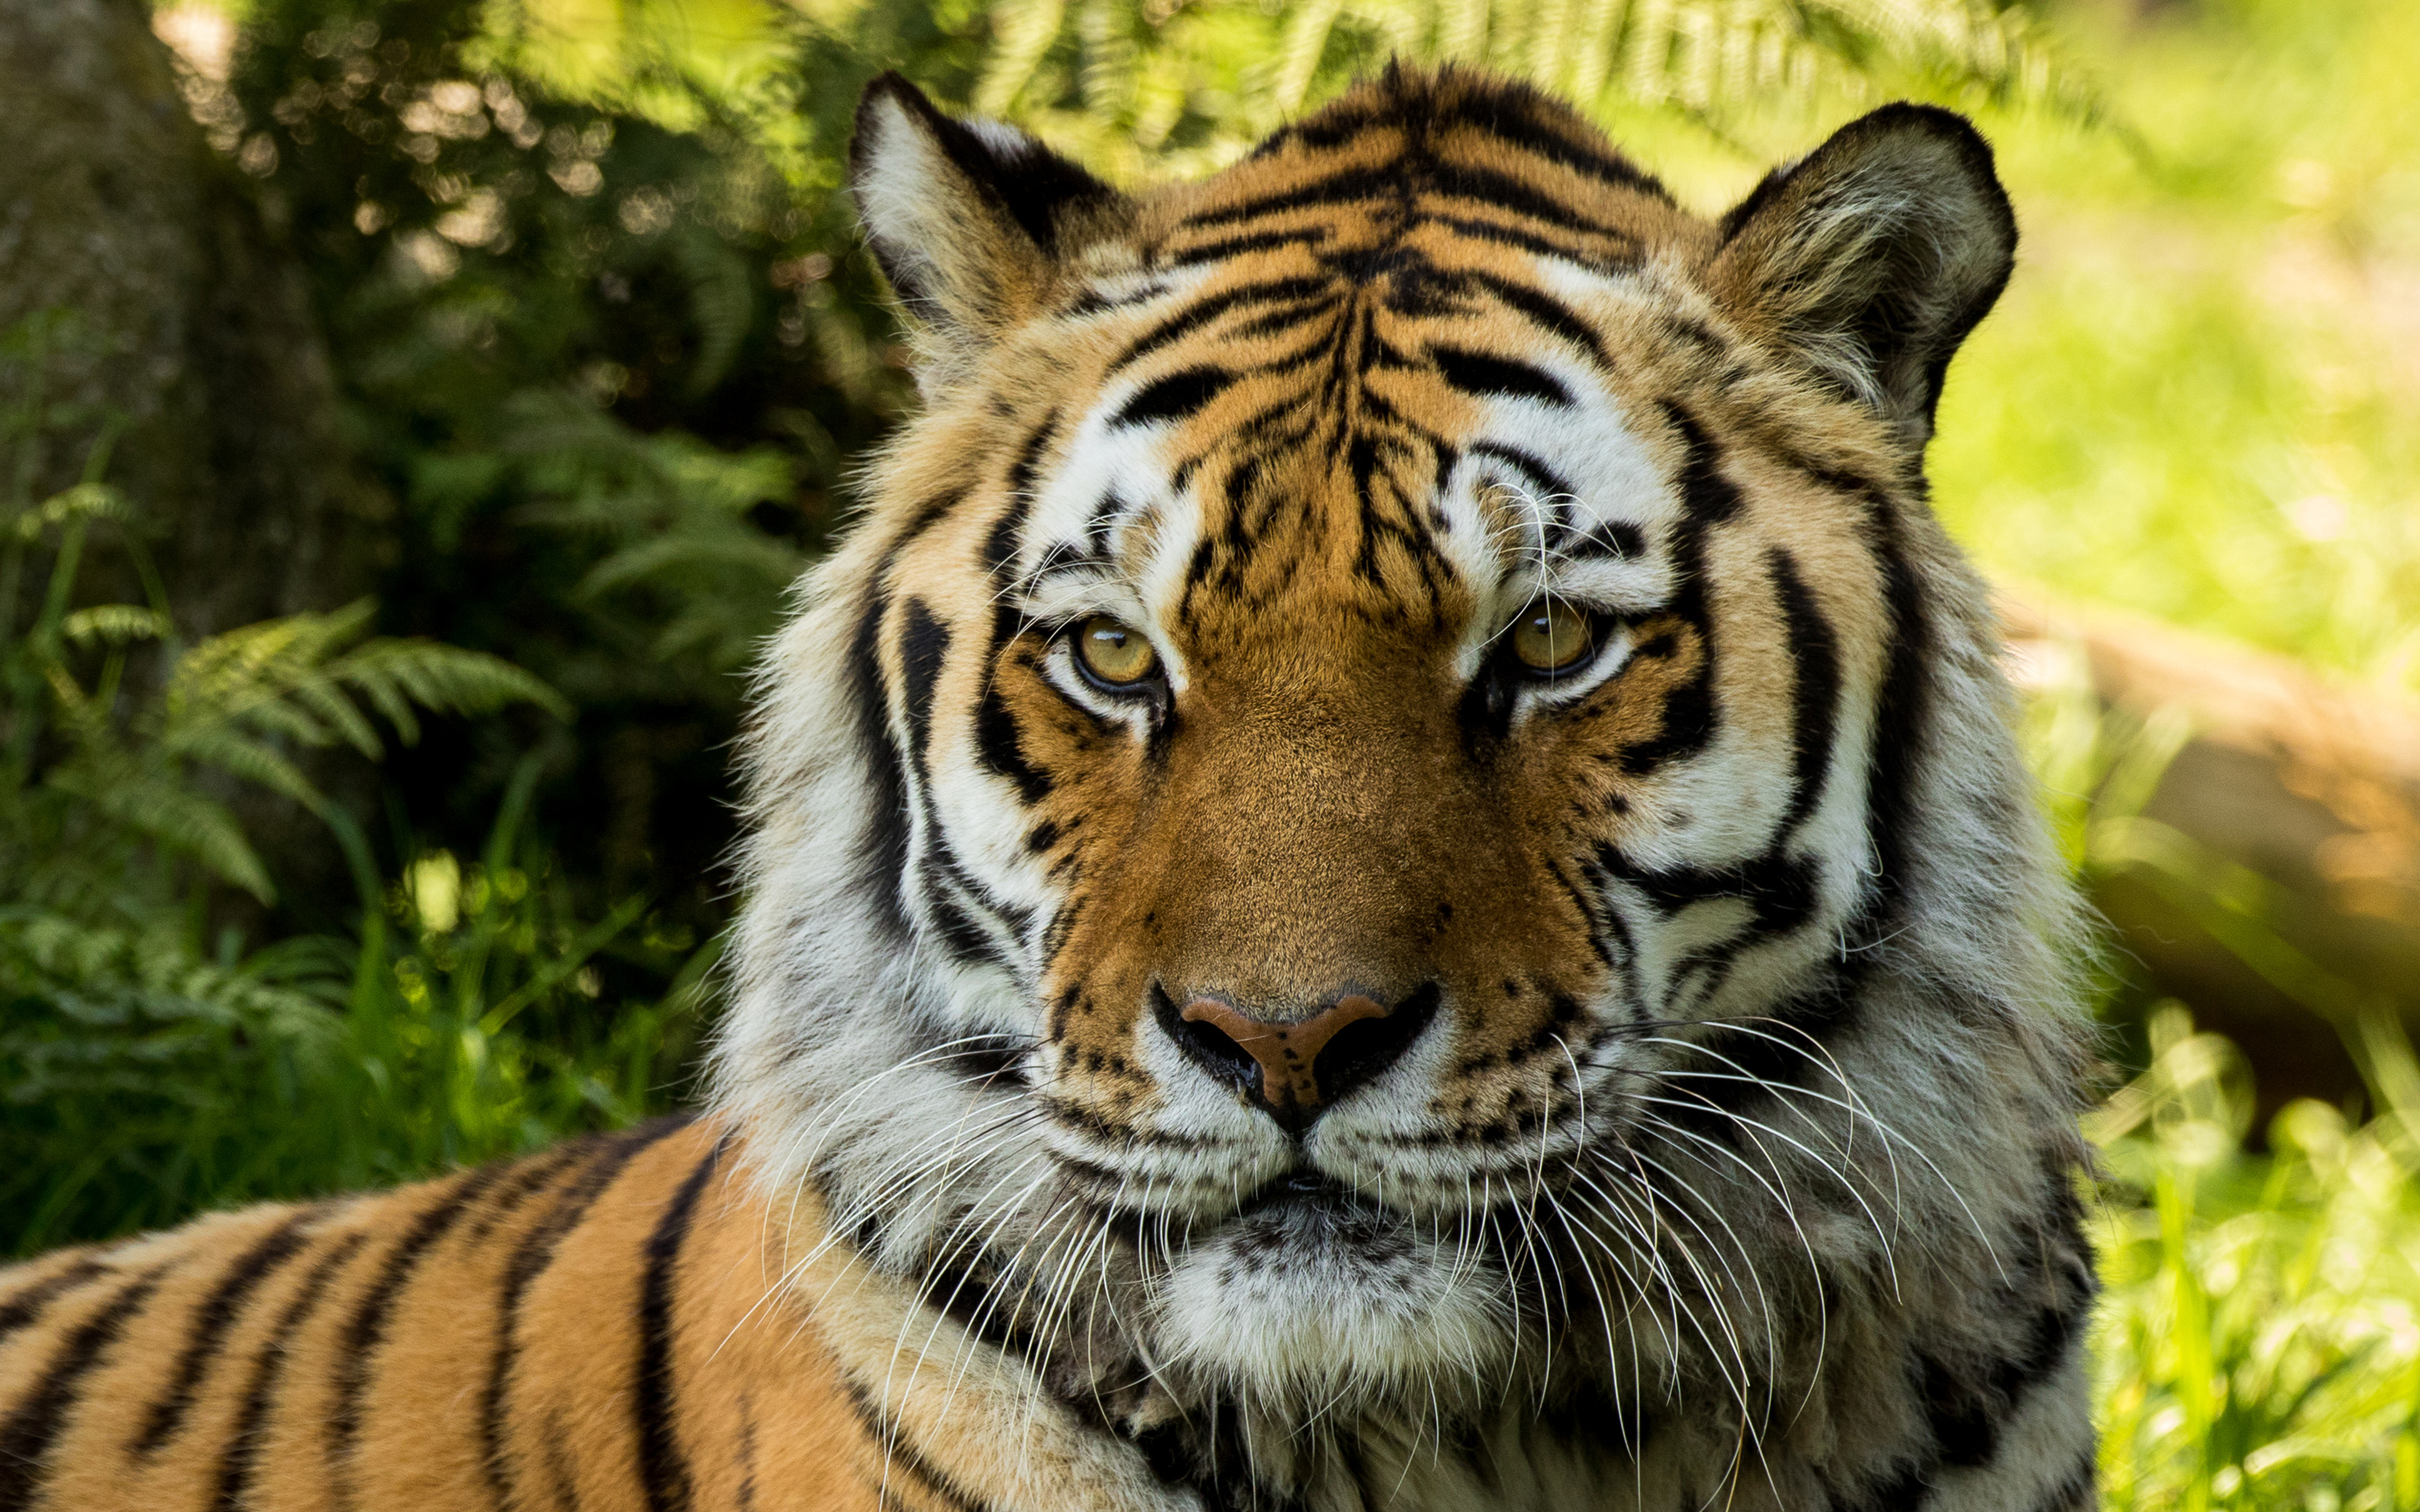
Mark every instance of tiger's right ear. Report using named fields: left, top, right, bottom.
left=850, top=74, right=1131, bottom=384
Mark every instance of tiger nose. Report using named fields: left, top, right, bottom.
left=1160, top=985, right=1440, bottom=1133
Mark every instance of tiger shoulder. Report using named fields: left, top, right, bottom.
left=3, top=64, right=2099, bottom=1512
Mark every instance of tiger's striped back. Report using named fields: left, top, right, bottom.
left=0, top=1121, right=970, bottom=1511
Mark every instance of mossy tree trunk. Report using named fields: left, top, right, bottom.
left=0, top=0, right=378, bottom=641
left=0, top=0, right=383, bottom=916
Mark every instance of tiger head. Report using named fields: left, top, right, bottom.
left=718, top=65, right=2086, bottom=1494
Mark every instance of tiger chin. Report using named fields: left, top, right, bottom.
left=2, top=65, right=2097, bottom=1512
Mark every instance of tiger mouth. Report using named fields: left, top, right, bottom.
left=1233, top=1170, right=1360, bottom=1220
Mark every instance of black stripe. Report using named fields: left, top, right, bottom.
left=635, top=1137, right=729, bottom=1512
left=1455, top=100, right=1673, bottom=203
left=848, top=584, right=913, bottom=942
left=900, top=598, right=951, bottom=773
left=972, top=691, right=1050, bottom=806
left=919, top=861, right=1008, bottom=965
left=466, top=1143, right=588, bottom=1242
left=1835, top=1457, right=1933, bottom=1512
left=1160, top=226, right=1329, bottom=267
left=986, top=414, right=1060, bottom=576
left=213, top=1233, right=370, bottom=1512
left=835, top=1374, right=993, bottom=1512
left=897, top=487, right=971, bottom=548
left=0, top=1264, right=171, bottom=1508
left=329, top=1166, right=506, bottom=1500
left=1455, top=270, right=1612, bottom=371
left=735, top=1399, right=760, bottom=1512
left=1608, top=405, right=1735, bottom=779
left=1468, top=441, right=1579, bottom=507
left=1924, top=1176, right=2096, bottom=1469
left=482, top=1117, right=692, bottom=1506
left=1660, top=402, right=1744, bottom=523
left=133, top=1210, right=318, bottom=1457
left=1565, top=520, right=1645, bottom=560
left=974, top=602, right=1051, bottom=806
left=1177, top=165, right=1397, bottom=231
left=1840, top=481, right=1930, bottom=963
left=1429, top=212, right=1613, bottom=266
left=0, top=1257, right=106, bottom=1347
left=1108, top=277, right=1331, bottom=375
left=1769, top=548, right=1841, bottom=835
left=1429, top=344, right=1570, bottom=406
left=1113, top=366, right=1234, bottom=428
left=901, top=593, right=1031, bottom=972
left=1423, top=160, right=1628, bottom=244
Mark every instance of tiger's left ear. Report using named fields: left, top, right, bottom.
left=850, top=74, right=1133, bottom=386
left=1706, top=103, right=2016, bottom=453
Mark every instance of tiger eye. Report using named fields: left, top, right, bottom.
left=1076, top=616, right=1158, bottom=685
left=1511, top=601, right=1593, bottom=673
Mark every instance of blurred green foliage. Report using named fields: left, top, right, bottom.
left=1932, top=0, right=2420, bottom=693
left=2091, top=1005, right=2420, bottom=1511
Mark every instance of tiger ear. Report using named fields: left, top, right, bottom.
left=850, top=74, right=1131, bottom=384
left=1707, top=104, right=2016, bottom=453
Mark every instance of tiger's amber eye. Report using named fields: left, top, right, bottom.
left=1511, top=601, right=1593, bottom=673
left=1076, top=616, right=1158, bottom=685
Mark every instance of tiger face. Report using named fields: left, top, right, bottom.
left=722, top=66, right=2090, bottom=1499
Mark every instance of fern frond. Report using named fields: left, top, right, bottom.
left=287, top=675, right=387, bottom=758
left=162, top=604, right=570, bottom=764
left=576, top=532, right=805, bottom=597
left=327, top=638, right=573, bottom=728
left=669, top=229, right=755, bottom=397
left=978, top=0, right=1069, bottom=114
left=60, top=606, right=171, bottom=648
left=171, top=729, right=327, bottom=810
left=45, top=760, right=275, bottom=902
left=13, top=482, right=131, bottom=542
left=965, top=0, right=2096, bottom=176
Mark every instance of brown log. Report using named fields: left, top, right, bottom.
left=2002, top=591, right=2420, bottom=1124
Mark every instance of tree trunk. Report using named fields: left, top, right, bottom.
left=0, top=0, right=382, bottom=920
left=0, top=0, right=378, bottom=640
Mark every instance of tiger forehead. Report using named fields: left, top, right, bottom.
left=1133, top=66, right=1697, bottom=272
left=939, top=74, right=1786, bottom=632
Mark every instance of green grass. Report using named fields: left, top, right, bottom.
left=2092, top=1008, right=2420, bottom=1510
left=2, top=763, right=714, bottom=1253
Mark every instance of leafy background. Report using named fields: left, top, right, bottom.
left=6, top=0, right=2420, bottom=1504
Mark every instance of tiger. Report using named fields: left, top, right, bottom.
left=0, top=63, right=2098, bottom=1512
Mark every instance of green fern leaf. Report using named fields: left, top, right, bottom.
left=45, top=764, right=275, bottom=903
left=60, top=606, right=171, bottom=648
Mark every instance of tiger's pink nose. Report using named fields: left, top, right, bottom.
left=1162, top=986, right=1441, bottom=1132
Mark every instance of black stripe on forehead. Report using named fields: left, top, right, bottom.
left=985, top=412, right=1060, bottom=577
left=1468, top=442, right=1578, bottom=507
left=1109, top=276, right=1334, bottom=375
left=1429, top=344, right=1570, bottom=406
left=1243, top=63, right=1672, bottom=207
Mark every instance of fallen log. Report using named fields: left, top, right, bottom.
left=2001, top=591, right=2420, bottom=1127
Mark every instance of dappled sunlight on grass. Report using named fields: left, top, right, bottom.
left=2091, top=1005, right=2420, bottom=1510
